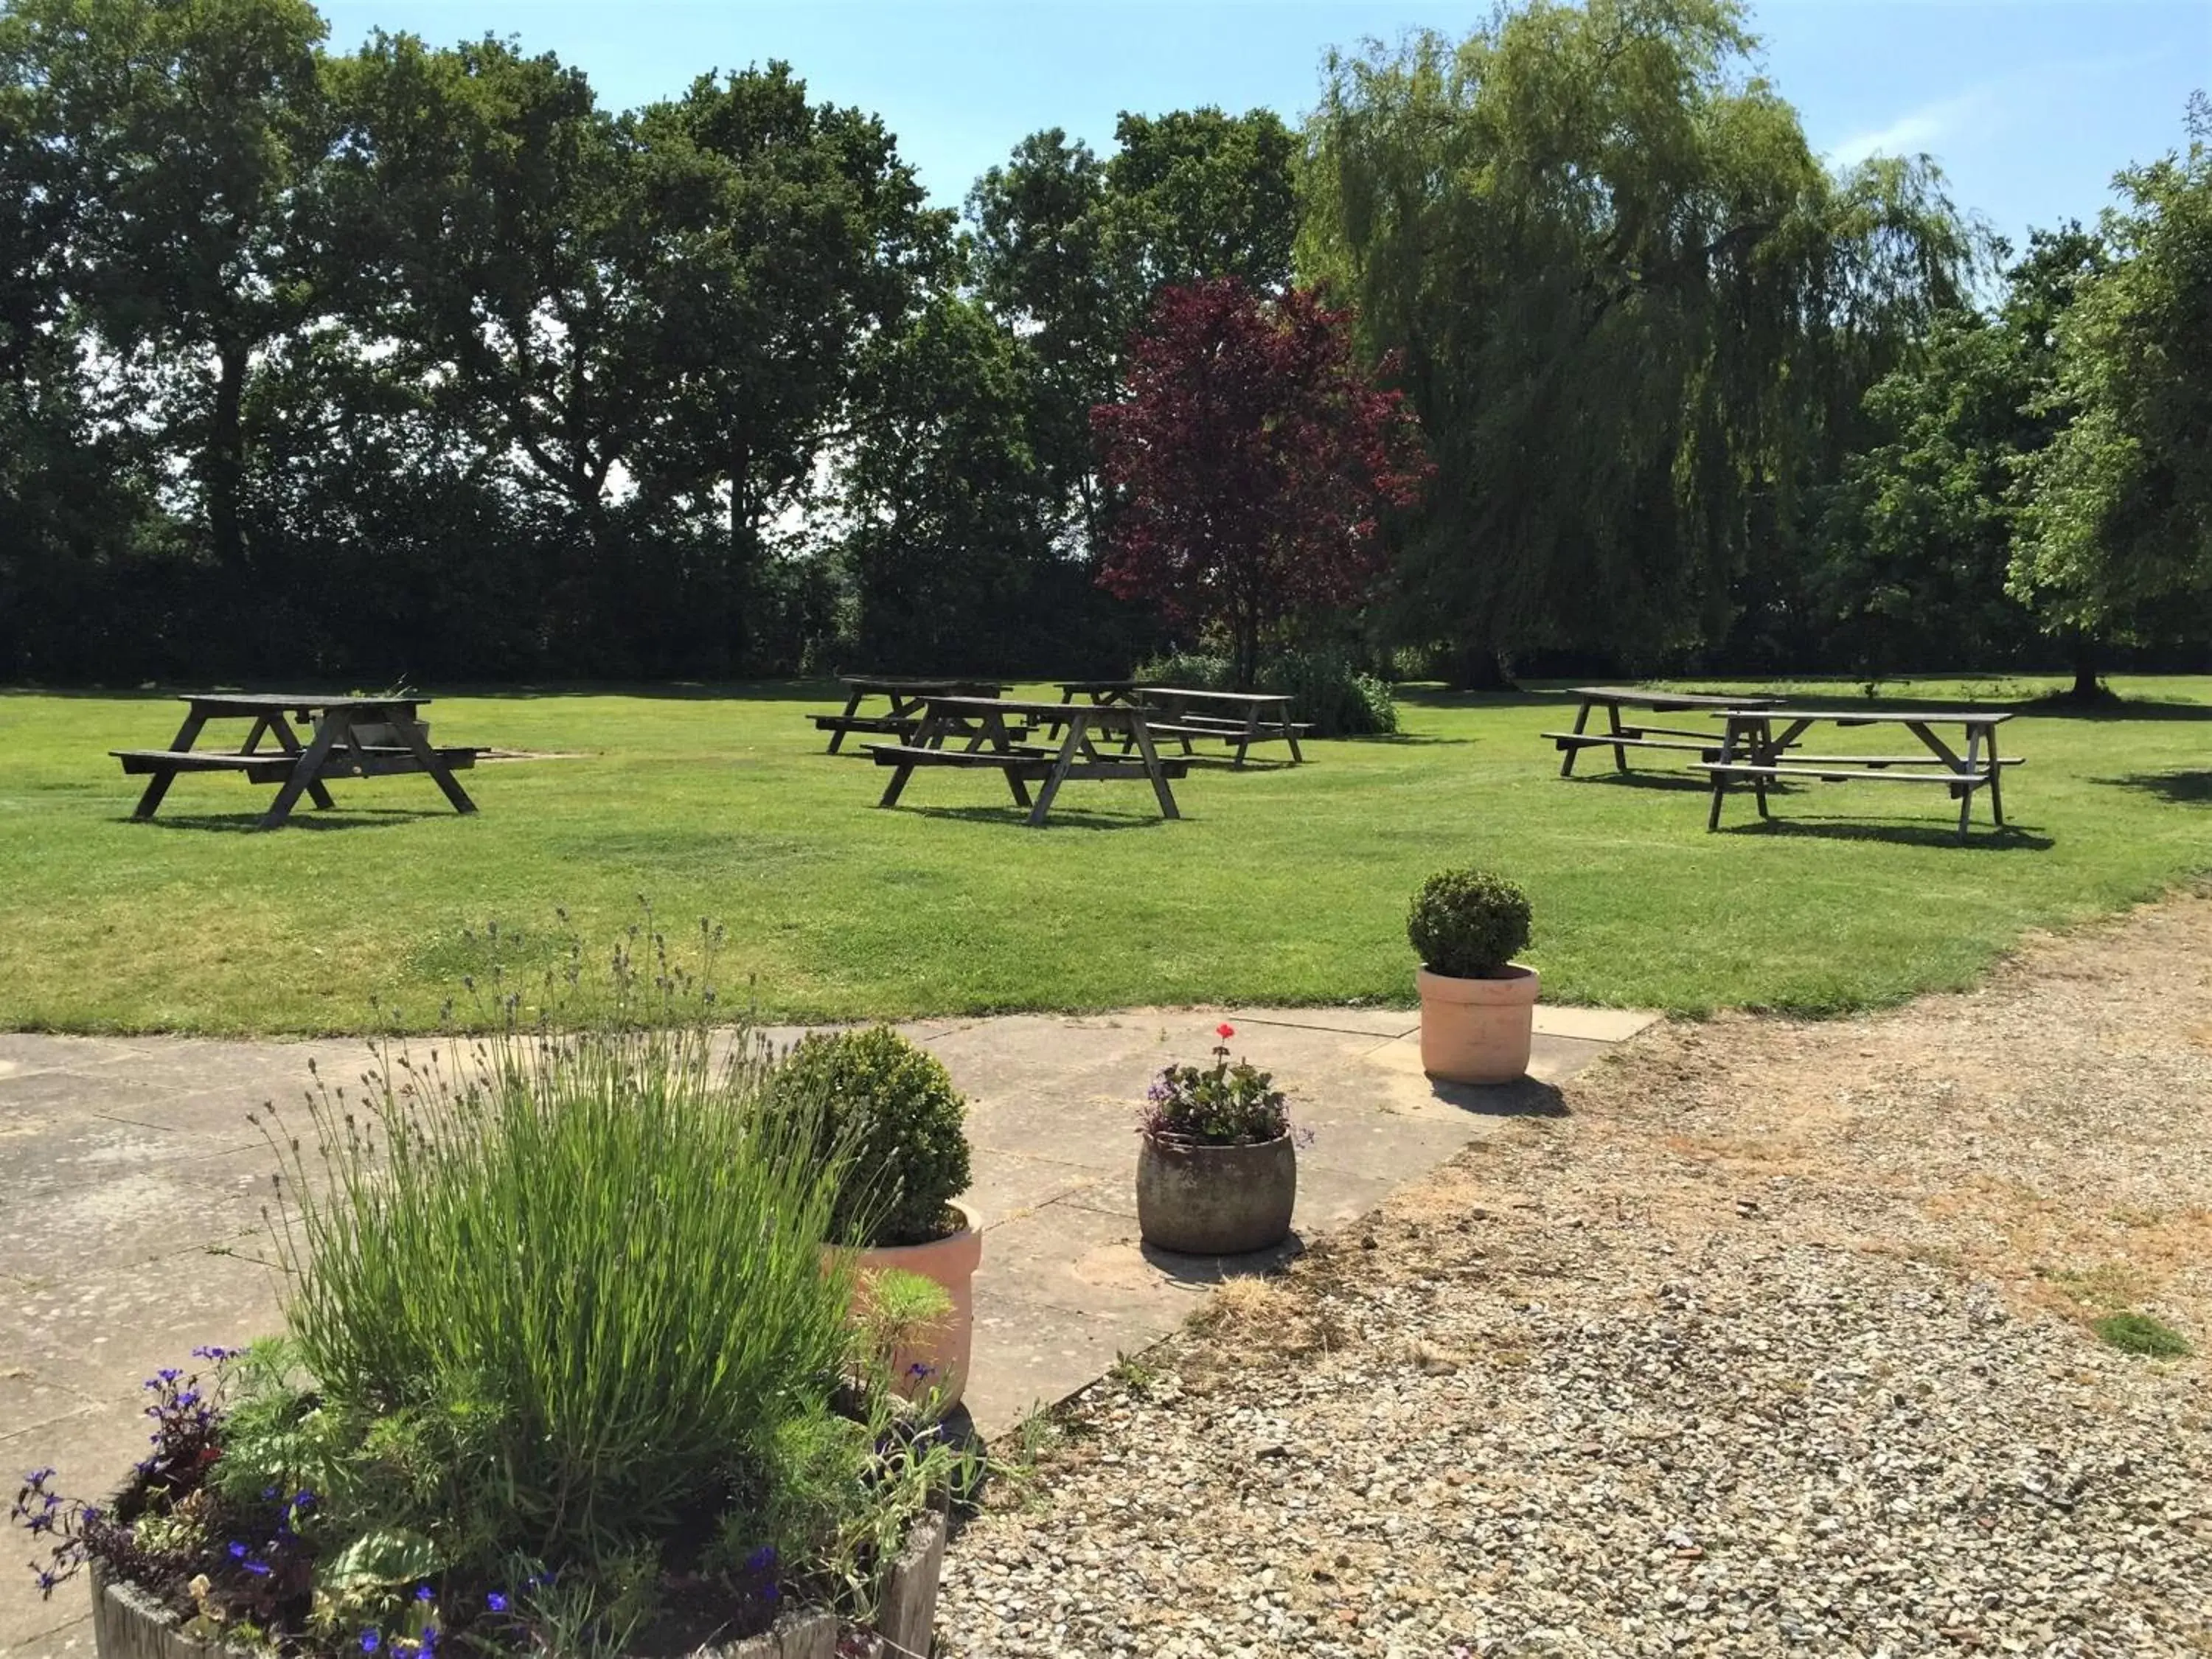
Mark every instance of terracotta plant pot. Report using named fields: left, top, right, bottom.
left=844, top=1201, right=981, bottom=1407
left=1135, top=1132, right=1296, bottom=1255
left=1416, top=963, right=1540, bottom=1083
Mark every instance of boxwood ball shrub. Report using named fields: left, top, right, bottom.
left=1408, top=869, right=1533, bottom=979
left=773, top=1026, right=973, bottom=1248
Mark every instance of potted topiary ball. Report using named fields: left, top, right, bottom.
left=773, top=1026, right=980, bottom=1405
left=1408, top=869, right=1537, bottom=1083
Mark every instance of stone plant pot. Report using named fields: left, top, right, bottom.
left=1135, top=1132, right=1296, bottom=1256
left=91, top=1512, right=948, bottom=1659
left=1416, top=963, right=1540, bottom=1084
left=844, top=1201, right=982, bottom=1408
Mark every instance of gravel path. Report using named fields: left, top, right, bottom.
left=938, top=891, right=2212, bottom=1658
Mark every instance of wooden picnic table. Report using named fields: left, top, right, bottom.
left=1548, top=685, right=1781, bottom=775
left=867, top=695, right=1186, bottom=827
left=812, top=676, right=1007, bottom=754
left=1694, top=707, right=2021, bottom=841
left=1041, top=685, right=1307, bottom=767
left=111, top=693, right=480, bottom=830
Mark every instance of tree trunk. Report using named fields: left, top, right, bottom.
left=207, top=335, right=249, bottom=569
left=2066, top=632, right=2101, bottom=702
left=1449, top=641, right=1515, bottom=692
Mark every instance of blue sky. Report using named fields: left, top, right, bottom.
left=317, top=1, right=2208, bottom=251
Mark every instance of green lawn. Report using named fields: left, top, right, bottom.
left=1, top=676, right=2207, bottom=1034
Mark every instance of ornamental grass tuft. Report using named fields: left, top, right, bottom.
left=262, top=1012, right=855, bottom=1582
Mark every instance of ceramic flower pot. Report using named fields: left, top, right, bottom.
left=1416, top=963, right=1540, bottom=1083
left=1135, top=1132, right=1296, bottom=1255
left=842, top=1201, right=981, bottom=1407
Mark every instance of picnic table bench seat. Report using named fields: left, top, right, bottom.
left=1694, top=761, right=2000, bottom=788
left=865, top=742, right=1189, bottom=781
left=114, top=745, right=482, bottom=785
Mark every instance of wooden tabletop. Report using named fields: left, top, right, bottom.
left=1571, top=686, right=1775, bottom=710
left=1143, top=686, right=1294, bottom=705
left=176, top=692, right=428, bottom=714
left=1743, top=708, right=2015, bottom=725
left=839, top=675, right=1001, bottom=692
left=922, top=695, right=1150, bottom=719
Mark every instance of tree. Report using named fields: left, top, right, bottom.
left=1814, top=226, right=2105, bottom=684
left=1091, top=279, right=1426, bottom=689
left=967, top=108, right=1301, bottom=559
left=1, top=0, right=330, bottom=576
left=841, top=291, right=1062, bottom=670
left=2012, top=100, right=2212, bottom=691
left=1300, top=0, right=1973, bottom=684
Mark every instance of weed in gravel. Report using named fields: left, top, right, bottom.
left=2091, top=1311, right=2192, bottom=1357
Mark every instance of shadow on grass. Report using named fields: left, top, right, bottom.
left=1559, top=769, right=1716, bottom=792
left=2095, top=770, right=2212, bottom=805
left=1338, top=731, right=1472, bottom=746
left=129, top=807, right=444, bottom=833
left=896, top=803, right=1178, bottom=832
left=2017, top=696, right=2212, bottom=723
left=1716, top=816, right=2054, bottom=851
left=1429, top=1077, right=1570, bottom=1117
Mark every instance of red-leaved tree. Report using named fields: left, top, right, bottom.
left=1091, top=278, right=1427, bottom=689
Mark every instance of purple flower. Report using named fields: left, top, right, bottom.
left=745, top=1545, right=776, bottom=1573
left=485, top=1592, right=507, bottom=1614
left=361, top=1630, right=381, bottom=1654
left=243, top=1559, right=270, bottom=1577
left=229, top=1543, right=248, bottom=1560
left=414, top=1585, right=434, bottom=1602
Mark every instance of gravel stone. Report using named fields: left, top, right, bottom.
left=938, top=892, right=2212, bottom=1657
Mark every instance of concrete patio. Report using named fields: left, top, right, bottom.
left=0, top=1003, right=1652, bottom=1655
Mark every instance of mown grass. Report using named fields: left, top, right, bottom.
left=1, top=675, right=2208, bottom=1034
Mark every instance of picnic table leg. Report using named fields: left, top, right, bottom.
left=1128, top=716, right=1181, bottom=821
left=1232, top=706, right=1261, bottom=768
left=133, top=709, right=207, bottom=820
left=1706, top=719, right=1739, bottom=832
left=827, top=689, right=866, bottom=754
left=1560, top=701, right=1591, bottom=777
left=1985, top=728, right=2006, bottom=828
left=258, top=715, right=347, bottom=830
left=1605, top=702, right=1630, bottom=772
left=384, top=708, right=477, bottom=815
left=988, top=710, right=1033, bottom=809
left=1280, top=704, right=1304, bottom=764
left=263, top=713, right=338, bottom=811
left=1029, top=711, right=1086, bottom=827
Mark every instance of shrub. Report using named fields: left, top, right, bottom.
left=2091, top=1310, right=2191, bottom=1357
left=771, top=1026, right=973, bottom=1248
left=1133, top=647, right=1397, bottom=737
left=268, top=1019, right=858, bottom=1582
left=1140, top=1022, right=1293, bottom=1147
left=1408, top=869, right=1533, bottom=978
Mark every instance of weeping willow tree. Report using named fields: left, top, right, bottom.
left=1300, top=0, right=1976, bottom=682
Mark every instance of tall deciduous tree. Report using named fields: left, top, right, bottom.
left=2012, top=100, right=2212, bottom=688
left=2, top=0, right=329, bottom=574
left=968, top=107, right=1300, bottom=557
left=1301, top=0, right=1973, bottom=684
left=1092, top=279, right=1426, bottom=689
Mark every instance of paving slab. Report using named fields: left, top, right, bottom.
left=0, top=1002, right=1655, bottom=1655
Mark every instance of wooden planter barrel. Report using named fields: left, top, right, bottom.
left=91, top=1512, right=947, bottom=1659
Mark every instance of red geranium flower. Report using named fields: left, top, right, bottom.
left=1216, top=1022, right=1235, bottom=1040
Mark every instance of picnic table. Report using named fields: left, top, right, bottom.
left=812, top=675, right=1007, bottom=754
left=1694, top=707, right=2021, bottom=841
left=1041, top=685, right=1307, bottom=766
left=868, top=695, right=1186, bottom=827
left=112, top=693, right=480, bottom=830
left=1547, top=686, right=1780, bottom=775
